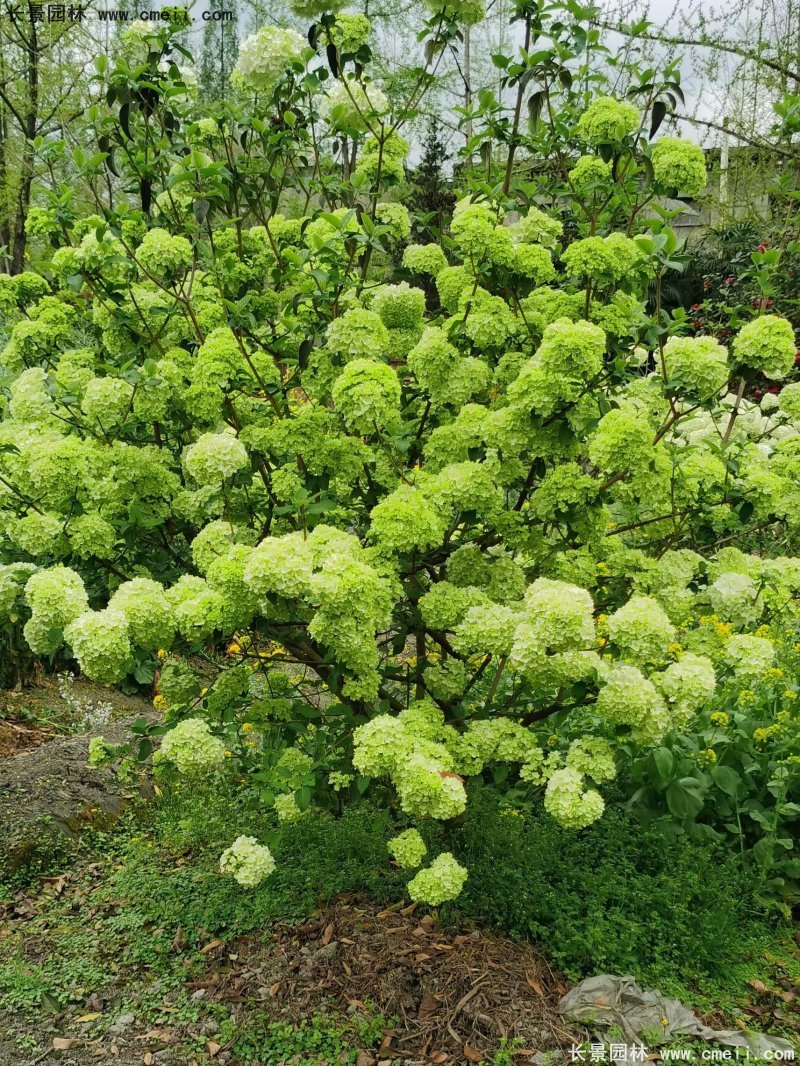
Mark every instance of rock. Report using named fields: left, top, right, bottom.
left=108, top=1011, right=135, bottom=1034
left=0, top=719, right=153, bottom=876
left=191, top=988, right=207, bottom=1001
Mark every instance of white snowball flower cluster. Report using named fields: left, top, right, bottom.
left=219, top=835, right=276, bottom=887
left=232, top=26, right=306, bottom=93
left=707, top=572, right=762, bottom=628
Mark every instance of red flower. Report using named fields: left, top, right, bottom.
left=693, top=321, right=703, bottom=330
left=724, top=276, right=734, bottom=285
left=754, top=389, right=763, bottom=398
left=691, top=303, right=702, bottom=312
left=757, top=242, right=768, bottom=252
left=703, top=280, right=712, bottom=291
left=769, top=385, right=780, bottom=394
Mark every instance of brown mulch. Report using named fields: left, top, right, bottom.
left=0, top=717, right=55, bottom=758
left=193, top=899, right=580, bottom=1063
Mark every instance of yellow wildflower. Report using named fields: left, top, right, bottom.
left=710, top=711, right=730, bottom=727
left=152, top=693, right=167, bottom=711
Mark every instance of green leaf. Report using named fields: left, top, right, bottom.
left=711, top=765, right=741, bottom=798
left=652, top=747, right=674, bottom=783
left=666, top=779, right=704, bottom=820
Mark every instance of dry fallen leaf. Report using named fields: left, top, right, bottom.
left=322, top=922, right=334, bottom=945
left=53, top=1037, right=76, bottom=1051
left=429, top=1052, right=449, bottom=1063
left=144, top=1054, right=154, bottom=1065
left=417, top=992, right=442, bottom=1021
left=207, top=1040, right=221, bottom=1058
left=749, top=979, right=768, bottom=994
left=526, top=975, right=544, bottom=996
left=199, top=939, right=224, bottom=954
left=464, top=1045, right=484, bottom=1062
left=76, top=1012, right=103, bottom=1022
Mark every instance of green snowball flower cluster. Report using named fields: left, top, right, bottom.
left=724, top=634, right=775, bottom=678
left=512, top=206, right=563, bottom=248
left=24, top=566, right=89, bottom=654
left=81, top=377, right=134, bottom=427
left=332, top=359, right=401, bottom=434
left=274, top=792, right=304, bottom=822
left=321, top=76, right=389, bottom=132
left=64, top=608, right=132, bottom=683
left=184, top=433, right=249, bottom=486
left=159, top=717, right=226, bottom=774
left=425, top=0, right=485, bottom=23
left=403, top=244, right=448, bottom=276
left=407, top=852, right=468, bottom=905
left=606, top=594, right=675, bottom=665
left=569, top=154, right=612, bottom=194
left=544, top=767, right=605, bottom=829
left=355, top=133, right=409, bottom=185
left=651, top=137, right=707, bottom=198
left=109, top=578, right=174, bottom=652
left=596, top=663, right=669, bottom=744
left=562, top=234, right=643, bottom=285
left=577, top=96, right=639, bottom=144
left=707, top=571, right=761, bottom=628
left=663, top=336, right=729, bottom=398
left=388, top=828, right=427, bottom=868
left=369, top=486, right=445, bottom=554
left=566, top=737, right=616, bottom=783
left=232, top=26, right=305, bottom=93
left=136, top=228, right=192, bottom=281
left=219, top=835, right=276, bottom=888
left=331, top=12, right=371, bottom=52
left=375, top=203, right=411, bottom=241
left=326, top=308, right=389, bottom=362
left=371, top=283, right=426, bottom=330
left=654, top=653, right=716, bottom=728
left=733, top=315, right=796, bottom=380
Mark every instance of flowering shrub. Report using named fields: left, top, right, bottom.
left=2, top=9, right=800, bottom=901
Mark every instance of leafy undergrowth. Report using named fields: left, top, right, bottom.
left=0, top=786, right=798, bottom=1063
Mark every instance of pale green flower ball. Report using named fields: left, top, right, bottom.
left=654, top=653, right=717, bottom=728
left=287, top=0, right=342, bottom=18
left=425, top=0, right=485, bottom=25
left=219, top=835, right=276, bottom=888
left=326, top=308, right=389, bottom=361
left=606, top=594, right=675, bottom=665
left=544, top=767, right=605, bottom=829
left=596, top=663, right=669, bottom=745
left=407, top=852, right=468, bottom=905
left=388, top=828, right=427, bottom=868
left=778, top=382, right=800, bottom=421
left=25, top=565, right=89, bottom=640
left=244, top=531, right=315, bottom=600
left=512, top=244, right=556, bottom=283
left=663, top=335, right=729, bottom=399
left=371, top=283, right=426, bottom=331
left=724, top=634, right=775, bottom=678
left=569, top=154, right=612, bottom=195
left=352, top=714, right=411, bottom=778
left=732, top=315, right=797, bottom=380
left=707, top=571, right=761, bottom=628
left=375, top=203, right=411, bottom=241
left=184, top=432, right=249, bottom=486
left=513, top=205, right=564, bottom=248
left=566, top=737, right=616, bottom=783
left=577, top=96, right=639, bottom=144
left=10, top=513, right=64, bottom=556
left=332, top=358, right=401, bottom=435
left=332, top=12, right=371, bottom=52
left=159, top=717, right=226, bottom=775
left=232, top=26, right=306, bottom=93
left=136, top=228, right=192, bottom=281
left=81, top=377, right=134, bottom=427
left=64, top=608, right=132, bottom=683
left=395, top=752, right=466, bottom=819
left=651, top=137, right=707, bottom=198
left=403, top=243, right=448, bottom=277
left=369, top=486, right=445, bottom=554
left=109, top=578, right=174, bottom=652
left=68, top=514, right=118, bottom=561
left=274, top=792, right=305, bottom=822
left=0, top=563, right=36, bottom=619
left=321, top=77, right=389, bottom=132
